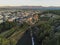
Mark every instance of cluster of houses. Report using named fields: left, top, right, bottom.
left=0, top=10, right=39, bottom=24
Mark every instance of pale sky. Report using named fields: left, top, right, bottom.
left=0, top=0, right=60, bottom=6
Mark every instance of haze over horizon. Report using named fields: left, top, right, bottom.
left=0, top=0, right=60, bottom=6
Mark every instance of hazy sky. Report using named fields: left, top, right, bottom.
left=0, top=0, right=60, bottom=6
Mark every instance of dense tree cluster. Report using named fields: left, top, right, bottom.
left=32, top=17, right=60, bottom=45
left=0, top=21, right=17, bottom=33
left=41, top=10, right=60, bottom=15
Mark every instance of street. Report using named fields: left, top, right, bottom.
left=16, top=30, right=32, bottom=45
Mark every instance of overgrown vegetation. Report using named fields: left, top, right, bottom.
left=0, top=21, right=17, bottom=33
left=32, top=10, right=60, bottom=45
left=0, top=21, right=29, bottom=45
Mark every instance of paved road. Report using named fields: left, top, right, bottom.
left=16, top=30, right=32, bottom=45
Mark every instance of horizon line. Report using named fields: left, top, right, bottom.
left=0, top=5, right=60, bottom=7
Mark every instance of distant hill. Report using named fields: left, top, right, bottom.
left=0, top=6, right=60, bottom=10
